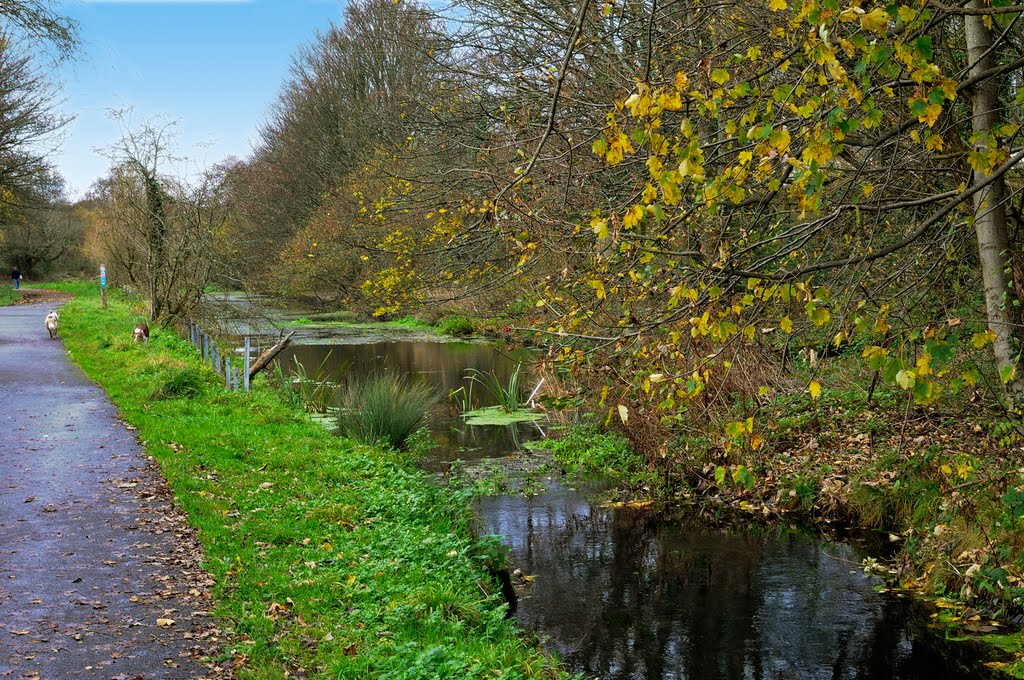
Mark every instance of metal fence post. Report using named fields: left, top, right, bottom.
left=244, top=336, right=251, bottom=393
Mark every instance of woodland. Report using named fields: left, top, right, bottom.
left=3, top=0, right=1024, bottom=649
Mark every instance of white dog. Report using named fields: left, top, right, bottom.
left=44, top=310, right=59, bottom=339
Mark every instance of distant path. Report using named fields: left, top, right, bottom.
left=0, top=298, right=222, bottom=679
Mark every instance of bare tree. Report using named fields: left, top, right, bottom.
left=94, top=112, right=231, bottom=322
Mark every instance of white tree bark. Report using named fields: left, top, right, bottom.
left=965, top=5, right=1023, bottom=408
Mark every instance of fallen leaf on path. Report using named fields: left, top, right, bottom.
left=156, top=618, right=175, bottom=628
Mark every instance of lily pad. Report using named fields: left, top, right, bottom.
left=463, top=406, right=545, bottom=426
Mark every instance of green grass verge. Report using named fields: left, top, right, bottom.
left=53, top=283, right=566, bottom=679
left=0, top=285, right=17, bottom=306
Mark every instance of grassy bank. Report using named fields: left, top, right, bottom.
left=52, top=283, right=564, bottom=679
left=0, top=285, right=17, bottom=306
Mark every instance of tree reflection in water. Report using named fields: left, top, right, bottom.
left=479, top=490, right=985, bottom=680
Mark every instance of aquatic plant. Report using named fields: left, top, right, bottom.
left=292, top=352, right=339, bottom=413
left=464, top=363, right=527, bottom=413
left=335, top=372, right=439, bottom=449
left=270, top=353, right=339, bottom=413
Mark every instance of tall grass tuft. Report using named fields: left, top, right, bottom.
left=335, top=372, right=439, bottom=449
left=292, top=353, right=339, bottom=413
left=464, top=363, right=525, bottom=413
left=149, top=367, right=206, bottom=400
left=270, top=353, right=340, bottom=413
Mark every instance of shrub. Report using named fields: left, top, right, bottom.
left=149, top=367, right=206, bottom=400
left=439, top=315, right=475, bottom=336
left=335, top=373, right=439, bottom=449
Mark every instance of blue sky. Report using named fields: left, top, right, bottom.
left=55, top=0, right=346, bottom=198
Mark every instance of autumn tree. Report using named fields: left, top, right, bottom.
left=227, top=0, right=444, bottom=295
left=354, top=0, right=1024, bottom=423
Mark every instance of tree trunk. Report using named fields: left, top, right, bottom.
left=144, top=172, right=168, bottom=321
left=965, top=7, right=1023, bottom=409
left=248, top=332, right=295, bottom=379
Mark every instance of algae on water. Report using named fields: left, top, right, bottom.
left=462, top=405, right=545, bottom=426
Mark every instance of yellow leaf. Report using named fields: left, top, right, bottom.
left=780, top=316, right=793, bottom=333
left=769, top=0, right=787, bottom=9
left=898, top=5, right=916, bottom=21
left=679, top=157, right=703, bottom=179
left=588, top=280, right=607, bottom=299
left=921, top=103, right=942, bottom=127
left=641, top=182, right=658, bottom=202
left=591, top=216, right=610, bottom=240
left=896, top=369, right=916, bottom=389
left=624, top=204, right=644, bottom=229
left=710, top=69, right=730, bottom=85
left=657, top=91, right=682, bottom=111
left=156, top=618, right=175, bottom=628
left=769, top=127, right=791, bottom=152
left=618, top=404, right=629, bottom=424
left=839, top=6, right=864, bottom=21
left=862, top=184, right=874, bottom=199
left=861, top=7, right=890, bottom=34
left=925, top=134, right=944, bottom=151
left=971, top=329, right=996, bottom=349
left=809, top=380, right=822, bottom=400
left=940, top=464, right=952, bottom=475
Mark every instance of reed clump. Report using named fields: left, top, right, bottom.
left=335, top=372, right=439, bottom=449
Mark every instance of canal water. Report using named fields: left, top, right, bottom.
left=207, top=297, right=992, bottom=679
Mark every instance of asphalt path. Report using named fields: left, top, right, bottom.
left=0, top=298, right=221, bottom=679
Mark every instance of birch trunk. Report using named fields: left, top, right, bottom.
left=965, top=6, right=1023, bottom=409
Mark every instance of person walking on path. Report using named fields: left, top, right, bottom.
left=11, top=267, right=21, bottom=289
left=0, top=300, right=222, bottom=678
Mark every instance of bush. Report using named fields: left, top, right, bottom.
left=335, top=373, right=440, bottom=449
left=439, top=315, right=475, bottom=336
left=149, top=367, right=206, bottom=400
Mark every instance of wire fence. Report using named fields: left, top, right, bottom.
left=187, top=320, right=252, bottom=393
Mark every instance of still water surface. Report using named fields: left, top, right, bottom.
left=481, top=486, right=981, bottom=679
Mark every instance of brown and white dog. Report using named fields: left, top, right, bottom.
left=132, top=322, right=150, bottom=345
left=44, top=310, right=59, bottom=339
